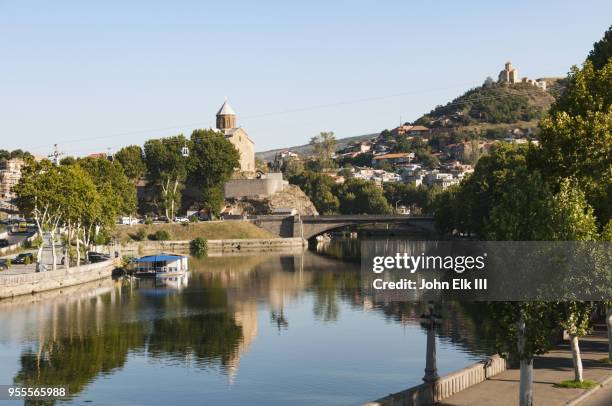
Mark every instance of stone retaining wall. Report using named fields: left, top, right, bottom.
left=0, top=234, right=35, bottom=256
left=115, top=237, right=305, bottom=255
left=0, top=259, right=117, bottom=299
left=365, top=355, right=507, bottom=406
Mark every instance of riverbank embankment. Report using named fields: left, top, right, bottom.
left=366, top=332, right=612, bottom=406
left=113, top=237, right=305, bottom=256
left=365, top=355, right=507, bottom=406
left=0, top=259, right=117, bottom=299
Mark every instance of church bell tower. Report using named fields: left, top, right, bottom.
left=216, top=99, right=236, bottom=131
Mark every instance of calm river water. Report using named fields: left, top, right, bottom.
left=0, top=241, right=494, bottom=405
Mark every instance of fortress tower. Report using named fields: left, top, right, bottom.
left=498, top=61, right=519, bottom=84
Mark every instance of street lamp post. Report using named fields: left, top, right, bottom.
left=421, top=301, right=442, bottom=402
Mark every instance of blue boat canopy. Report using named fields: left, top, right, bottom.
left=135, top=254, right=185, bottom=263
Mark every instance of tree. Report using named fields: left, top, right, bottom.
left=383, top=182, right=432, bottom=214
left=186, top=129, right=240, bottom=216
left=538, top=58, right=612, bottom=228
left=281, top=157, right=304, bottom=178
left=587, top=24, right=612, bottom=70
left=310, top=131, right=337, bottom=170
left=486, top=302, right=560, bottom=406
left=557, top=302, right=593, bottom=383
left=289, top=171, right=339, bottom=214
left=143, top=135, right=189, bottom=220
left=13, top=161, right=101, bottom=270
left=333, top=178, right=392, bottom=214
left=77, top=157, right=137, bottom=217
left=114, top=145, right=146, bottom=182
left=13, top=159, right=64, bottom=268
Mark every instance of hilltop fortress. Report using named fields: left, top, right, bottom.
left=497, top=61, right=547, bottom=91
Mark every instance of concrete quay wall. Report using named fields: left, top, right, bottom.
left=0, top=259, right=117, bottom=299
left=115, top=237, right=306, bottom=255
left=365, top=355, right=507, bottom=406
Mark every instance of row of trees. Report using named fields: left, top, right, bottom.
left=12, top=129, right=241, bottom=269
left=289, top=171, right=392, bottom=215
left=432, top=26, right=611, bottom=405
left=115, top=129, right=239, bottom=219
left=14, top=157, right=136, bottom=269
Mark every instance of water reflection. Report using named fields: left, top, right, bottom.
left=0, top=242, right=496, bottom=405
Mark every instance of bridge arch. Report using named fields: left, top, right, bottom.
left=251, top=215, right=436, bottom=240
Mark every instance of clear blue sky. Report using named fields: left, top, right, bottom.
left=0, top=0, right=609, bottom=156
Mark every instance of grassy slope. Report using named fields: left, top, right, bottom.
left=114, top=221, right=276, bottom=244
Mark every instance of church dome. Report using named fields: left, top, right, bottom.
left=217, top=100, right=236, bottom=116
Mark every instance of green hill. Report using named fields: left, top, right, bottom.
left=414, top=80, right=564, bottom=135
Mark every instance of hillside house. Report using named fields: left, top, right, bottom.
left=372, top=152, right=414, bottom=167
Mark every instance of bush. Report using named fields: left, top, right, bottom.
left=24, top=256, right=31, bottom=265
left=149, top=230, right=171, bottom=241
left=190, top=237, right=208, bottom=258
left=144, top=217, right=153, bottom=225
left=132, top=229, right=146, bottom=241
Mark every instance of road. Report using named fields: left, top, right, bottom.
left=7, top=232, right=32, bottom=246
left=579, top=382, right=612, bottom=405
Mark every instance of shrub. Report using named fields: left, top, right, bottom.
left=149, top=230, right=171, bottom=241
left=190, top=237, right=208, bottom=258
left=23, top=256, right=31, bottom=265
left=132, top=229, right=146, bottom=241
left=144, top=217, right=153, bottom=225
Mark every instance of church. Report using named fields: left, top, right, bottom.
left=215, top=100, right=255, bottom=173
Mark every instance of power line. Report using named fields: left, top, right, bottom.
left=26, top=82, right=477, bottom=152
left=27, top=81, right=557, bottom=153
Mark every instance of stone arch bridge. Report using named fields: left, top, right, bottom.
left=250, top=215, right=436, bottom=239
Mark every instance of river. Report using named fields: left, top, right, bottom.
left=0, top=239, right=495, bottom=405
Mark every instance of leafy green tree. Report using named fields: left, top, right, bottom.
left=13, top=161, right=102, bottom=269
left=310, top=131, right=337, bottom=170
left=383, top=182, right=433, bottom=214
left=431, top=185, right=460, bottom=233
left=114, top=145, right=146, bottom=182
left=143, top=135, right=189, bottom=220
left=77, top=157, right=137, bottom=217
left=538, top=59, right=612, bottom=227
left=485, top=302, right=560, bottom=406
left=587, top=24, right=612, bottom=70
left=281, top=156, right=304, bottom=178
left=186, top=129, right=240, bottom=216
left=333, top=178, right=392, bottom=214
left=557, top=302, right=594, bottom=383
left=59, top=156, right=77, bottom=166
left=289, top=171, right=339, bottom=214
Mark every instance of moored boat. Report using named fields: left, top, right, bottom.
left=132, top=253, right=189, bottom=278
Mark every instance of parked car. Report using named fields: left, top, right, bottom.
left=174, top=216, right=189, bottom=223
left=120, top=217, right=139, bottom=226
left=88, top=252, right=111, bottom=263
left=12, top=253, right=34, bottom=264
left=0, top=239, right=10, bottom=248
left=0, top=259, right=9, bottom=270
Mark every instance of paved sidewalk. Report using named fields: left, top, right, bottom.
left=439, top=332, right=612, bottom=406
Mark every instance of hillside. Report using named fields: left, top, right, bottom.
left=256, top=78, right=566, bottom=159
left=256, top=133, right=377, bottom=161
left=414, top=79, right=564, bottom=132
